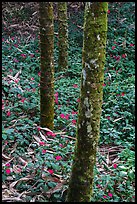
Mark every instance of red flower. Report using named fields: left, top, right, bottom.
left=13, top=58, right=19, bottom=63
left=102, top=83, right=106, bottom=87
left=54, top=92, right=58, bottom=104
left=6, top=169, right=11, bottom=174
left=21, top=54, right=26, bottom=58
left=72, top=111, right=78, bottom=115
left=21, top=98, right=25, bottom=103
left=107, top=10, right=110, bottom=14
left=48, top=169, right=54, bottom=174
left=121, top=92, right=125, bottom=96
left=60, top=113, right=65, bottom=119
left=6, top=111, right=11, bottom=117
left=130, top=43, right=134, bottom=47
left=108, top=193, right=113, bottom=197
left=55, top=155, right=62, bottom=161
left=122, top=54, right=126, bottom=58
left=65, top=114, right=70, bottom=120
left=103, top=195, right=107, bottom=199
left=113, top=163, right=118, bottom=169
left=72, top=119, right=77, bottom=125
left=31, top=77, right=34, bottom=80
left=73, top=84, right=78, bottom=88
left=5, top=163, right=10, bottom=167
left=46, top=131, right=56, bottom=137
left=112, top=46, right=116, bottom=50
left=37, top=126, right=41, bottom=131
left=38, top=72, right=41, bottom=76
left=39, top=141, right=45, bottom=146
left=77, top=98, right=80, bottom=102
left=30, top=54, right=34, bottom=58
left=15, top=79, right=19, bottom=83
left=42, top=149, right=46, bottom=154
left=14, top=44, right=18, bottom=48
left=107, top=116, right=110, bottom=120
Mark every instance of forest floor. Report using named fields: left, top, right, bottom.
left=2, top=2, right=135, bottom=202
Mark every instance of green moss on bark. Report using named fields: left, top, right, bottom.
left=58, top=2, right=68, bottom=71
left=39, top=2, right=54, bottom=130
left=66, top=2, right=108, bottom=202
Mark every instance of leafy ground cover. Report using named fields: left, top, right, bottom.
left=2, top=2, right=135, bottom=202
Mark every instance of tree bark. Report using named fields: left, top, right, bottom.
left=58, top=2, right=68, bottom=71
left=39, top=2, right=54, bottom=129
left=66, top=2, right=108, bottom=202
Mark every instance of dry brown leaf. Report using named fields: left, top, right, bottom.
left=2, top=153, right=11, bottom=160
left=46, top=183, right=64, bottom=198
left=10, top=176, right=33, bottom=189
left=33, top=135, right=41, bottom=143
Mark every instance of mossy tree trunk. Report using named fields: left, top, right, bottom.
left=66, top=2, right=108, bottom=202
left=58, top=2, right=68, bottom=71
left=39, top=2, right=54, bottom=130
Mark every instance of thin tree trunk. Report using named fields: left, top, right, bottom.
left=39, top=2, right=54, bottom=129
left=58, top=2, right=68, bottom=71
left=66, top=2, right=108, bottom=202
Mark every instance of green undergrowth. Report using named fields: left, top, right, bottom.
left=2, top=2, right=135, bottom=202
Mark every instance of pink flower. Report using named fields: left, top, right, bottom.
left=130, top=43, right=134, bottom=47
left=77, top=98, right=80, bottom=102
left=59, top=143, right=63, bottom=147
left=14, top=44, right=18, bottom=48
left=60, top=113, right=65, bottom=119
left=54, top=92, right=58, bottom=104
left=113, top=163, right=118, bottom=169
left=11, top=37, right=15, bottom=40
left=42, top=149, right=46, bottom=154
left=6, top=169, right=11, bottom=174
left=115, top=55, right=121, bottom=61
left=13, top=58, right=19, bottom=63
left=112, top=46, right=116, bottom=50
left=107, top=10, right=110, bottom=14
left=65, top=114, right=70, bottom=120
left=31, top=77, right=34, bottom=80
left=9, top=69, right=13, bottom=72
left=121, top=92, right=125, bottom=96
left=39, top=141, right=45, bottom=146
left=72, top=111, right=78, bottom=115
left=55, top=155, right=62, bottom=161
left=96, top=184, right=101, bottom=188
left=46, top=132, right=56, bottom=137
left=6, top=111, right=11, bottom=117
left=108, top=193, right=113, bottom=197
left=114, top=41, right=117, bottom=44
left=102, top=83, right=106, bottom=87
left=38, top=72, right=41, bottom=76
left=107, top=116, right=110, bottom=120
left=37, top=126, right=41, bottom=131
left=35, top=50, right=39, bottom=53
left=103, top=195, right=107, bottom=199
left=48, top=169, right=54, bottom=174
left=72, top=119, right=77, bottom=125
left=21, top=98, right=25, bottom=103
left=30, top=54, right=34, bottom=58
left=2, top=38, right=4, bottom=42
left=5, top=163, right=10, bottom=167
left=15, top=79, right=19, bottom=83
left=2, top=104, right=4, bottom=110
left=21, top=54, right=26, bottom=58
left=122, top=54, right=126, bottom=58
left=73, top=84, right=78, bottom=88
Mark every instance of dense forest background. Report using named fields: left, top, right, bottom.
left=2, top=2, right=135, bottom=202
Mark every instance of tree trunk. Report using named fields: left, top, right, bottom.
left=66, top=2, right=108, bottom=202
left=39, top=2, right=54, bottom=130
left=58, top=2, right=68, bottom=71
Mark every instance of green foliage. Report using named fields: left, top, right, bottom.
left=2, top=2, right=135, bottom=202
